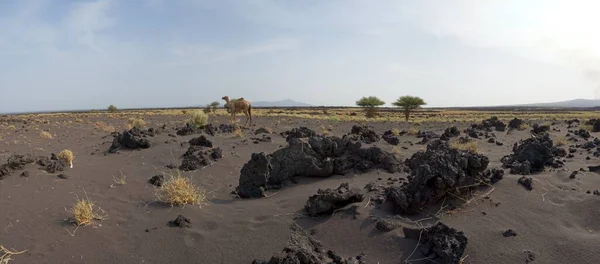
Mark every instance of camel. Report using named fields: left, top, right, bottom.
left=222, top=96, right=252, bottom=126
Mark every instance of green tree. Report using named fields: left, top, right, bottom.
left=356, top=96, right=385, bottom=118
left=392, top=96, right=426, bottom=121
left=107, top=105, right=117, bottom=113
left=210, top=101, right=220, bottom=108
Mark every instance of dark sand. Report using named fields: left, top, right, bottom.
left=1, top=114, right=599, bottom=264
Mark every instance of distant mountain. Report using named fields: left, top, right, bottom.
left=250, top=99, right=312, bottom=107
left=513, top=99, right=600, bottom=108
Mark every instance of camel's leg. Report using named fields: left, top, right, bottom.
left=243, top=110, right=250, bottom=127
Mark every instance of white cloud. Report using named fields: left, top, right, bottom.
left=63, top=0, right=115, bottom=52
left=402, top=0, right=600, bottom=71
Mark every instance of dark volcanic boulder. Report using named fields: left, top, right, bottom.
left=382, top=130, right=400, bottom=145
left=0, top=154, right=35, bottom=180
left=475, top=116, right=506, bottom=132
left=574, top=129, right=591, bottom=139
left=530, top=124, right=550, bottom=135
left=440, top=126, right=460, bottom=140
left=176, top=123, right=200, bottom=136
left=587, top=119, right=600, bottom=132
left=280, top=127, right=317, bottom=142
left=403, top=222, right=468, bottom=264
left=252, top=223, right=366, bottom=264
left=108, top=127, right=151, bottom=153
left=387, top=140, right=491, bottom=215
left=508, top=118, right=525, bottom=130
left=237, top=136, right=402, bottom=198
left=218, top=124, right=238, bottom=133
left=500, top=133, right=566, bottom=175
left=180, top=146, right=222, bottom=171
left=36, top=156, right=66, bottom=173
left=305, top=183, right=365, bottom=216
left=349, top=124, right=380, bottom=144
left=189, top=135, right=213, bottom=147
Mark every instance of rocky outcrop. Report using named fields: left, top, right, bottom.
left=440, top=126, right=460, bottom=141
left=108, top=127, right=151, bottom=153
left=348, top=125, right=380, bottom=144
left=252, top=223, right=366, bottom=264
left=0, top=154, right=35, bottom=180
left=387, top=140, right=492, bottom=215
left=180, top=146, right=223, bottom=171
left=305, top=183, right=365, bottom=216
left=403, top=222, right=468, bottom=264
left=237, top=136, right=402, bottom=198
left=280, top=127, right=317, bottom=142
left=382, top=130, right=400, bottom=145
left=500, top=133, right=567, bottom=175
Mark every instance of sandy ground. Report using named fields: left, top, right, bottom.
left=1, top=114, right=599, bottom=264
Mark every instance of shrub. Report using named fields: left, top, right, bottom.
left=128, top=118, right=147, bottom=129
left=155, top=172, right=205, bottom=207
left=450, top=140, right=478, bottom=153
left=40, top=131, right=53, bottom=139
left=107, top=105, right=117, bottom=113
left=554, top=137, right=567, bottom=146
left=356, top=96, right=385, bottom=118
left=57, top=149, right=74, bottom=168
left=69, top=196, right=106, bottom=226
left=188, top=110, right=208, bottom=128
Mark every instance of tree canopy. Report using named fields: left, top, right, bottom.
left=356, top=96, right=385, bottom=107
left=392, top=96, right=426, bottom=121
left=356, top=96, right=385, bottom=118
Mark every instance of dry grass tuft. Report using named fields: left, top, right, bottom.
left=407, top=126, right=419, bottom=136
left=95, top=122, right=115, bottom=132
left=0, top=245, right=27, bottom=264
left=579, top=124, right=593, bottom=132
left=7, top=125, right=16, bottom=130
left=450, top=140, right=478, bottom=153
left=233, top=126, right=245, bottom=138
left=69, top=195, right=106, bottom=226
left=155, top=171, right=206, bottom=207
left=128, top=118, right=147, bottom=129
left=40, top=131, right=53, bottom=139
left=112, top=170, right=126, bottom=185
left=188, top=110, right=208, bottom=128
left=554, top=136, right=568, bottom=146
left=518, top=123, right=530, bottom=131
left=57, top=149, right=74, bottom=168
left=391, top=128, right=401, bottom=136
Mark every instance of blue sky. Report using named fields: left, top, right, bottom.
left=1, top=0, right=600, bottom=113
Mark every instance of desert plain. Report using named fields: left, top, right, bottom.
left=1, top=107, right=600, bottom=264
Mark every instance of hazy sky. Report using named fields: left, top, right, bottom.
left=2, top=0, right=600, bottom=113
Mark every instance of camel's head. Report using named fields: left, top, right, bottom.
left=221, top=96, right=229, bottom=101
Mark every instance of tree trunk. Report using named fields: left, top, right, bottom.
left=404, top=110, right=410, bottom=121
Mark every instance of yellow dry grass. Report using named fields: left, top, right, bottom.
left=128, top=118, right=147, bottom=128
left=450, top=140, right=478, bottom=153
left=518, top=123, right=530, bottom=131
left=407, top=126, right=419, bottom=136
left=233, top=126, right=245, bottom=138
left=69, top=195, right=106, bottom=226
left=579, top=124, right=593, bottom=132
left=554, top=137, right=568, bottom=146
left=40, top=131, right=53, bottom=139
left=188, top=110, right=209, bottom=128
left=391, top=128, right=401, bottom=136
left=57, top=149, right=74, bottom=168
left=155, top=171, right=206, bottom=207
left=95, top=121, right=115, bottom=132
left=0, top=245, right=27, bottom=264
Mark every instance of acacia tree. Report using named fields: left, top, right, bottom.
left=392, top=96, right=426, bottom=121
left=356, top=96, right=385, bottom=118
